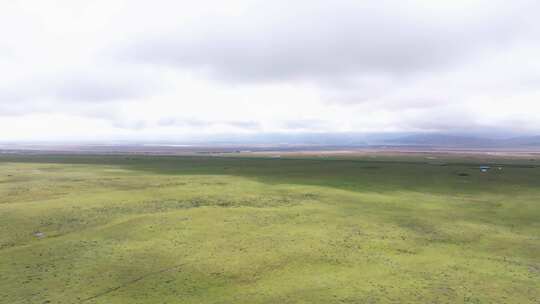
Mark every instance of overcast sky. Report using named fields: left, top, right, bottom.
left=1, top=0, right=539, bottom=141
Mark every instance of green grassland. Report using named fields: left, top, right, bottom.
left=0, top=154, right=539, bottom=303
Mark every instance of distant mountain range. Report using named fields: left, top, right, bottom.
left=500, top=136, right=540, bottom=147
left=4, top=133, right=540, bottom=149
left=179, top=133, right=540, bottom=148
left=380, top=134, right=540, bottom=148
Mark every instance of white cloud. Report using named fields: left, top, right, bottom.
left=0, top=0, right=539, bottom=141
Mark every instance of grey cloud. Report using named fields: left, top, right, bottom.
left=0, top=102, right=37, bottom=116
left=225, top=121, right=261, bottom=129
left=0, top=85, right=54, bottom=116
left=54, top=78, right=149, bottom=102
left=0, top=68, right=157, bottom=117
left=1, top=81, right=143, bottom=105
left=1, top=0, right=539, bottom=139
left=157, top=118, right=210, bottom=128
left=0, top=87, right=27, bottom=105
left=125, top=0, right=539, bottom=83
left=111, top=120, right=148, bottom=131
left=282, top=119, right=329, bottom=130
left=396, top=106, right=510, bottom=135
left=156, top=117, right=261, bottom=130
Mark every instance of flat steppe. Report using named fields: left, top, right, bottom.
left=1, top=153, right=539, bottom=303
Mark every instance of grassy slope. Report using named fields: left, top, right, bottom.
left=0, top=155, right=538, bottom=303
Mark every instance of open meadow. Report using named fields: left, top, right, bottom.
left=1, top=154, right=539, bottom=303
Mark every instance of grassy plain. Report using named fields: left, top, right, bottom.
left=0, top=154, right=539, bottom=303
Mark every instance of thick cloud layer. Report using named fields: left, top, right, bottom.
left=0, top=0, right=539, bottom=141
left=129, top=0, right=536, bottom=81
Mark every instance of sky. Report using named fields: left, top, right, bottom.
left=0, top=0, right=539, bottom=142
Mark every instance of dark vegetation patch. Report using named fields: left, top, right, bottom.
left=1, top=154, right=540, bottom=196
left=89, top=195, right=305, bottom=215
